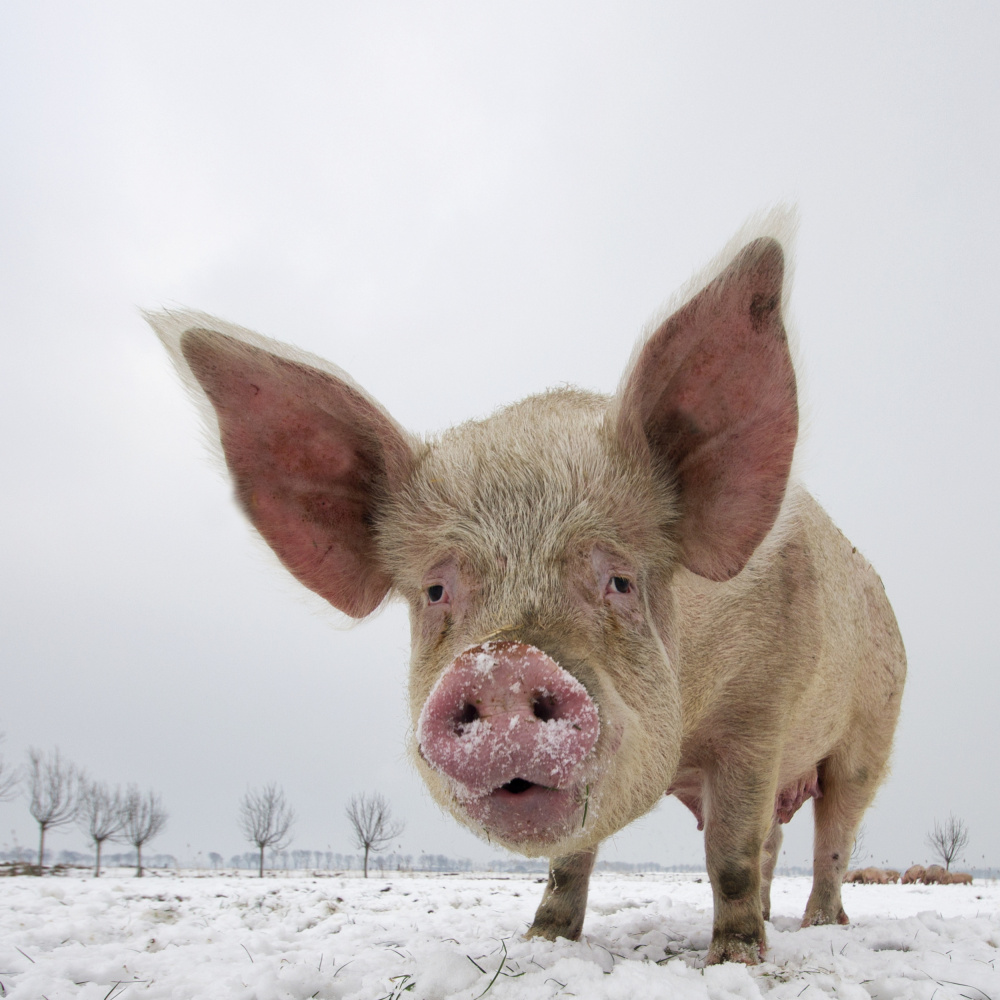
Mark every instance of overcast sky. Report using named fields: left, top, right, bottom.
left=1, top=3, right=998, bottom=872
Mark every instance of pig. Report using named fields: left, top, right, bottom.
left=149, top=212, right=906, bottom=965
left=921, top=864, right=948, bottom=884
left=901, top=864, right=926, bottom=884
left=883, top=869, right=901, bottom=883
left=861, top=866, right=889, bottom=885
left=945, top=871, right=973, bottom=885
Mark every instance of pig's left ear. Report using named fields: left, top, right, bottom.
left=148, top=311, right=416, bottom=618
left=617, top=236, right=798, bottom=581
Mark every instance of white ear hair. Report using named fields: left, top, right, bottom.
left=619, top=205, right=809, bottom=496
left=620, top=204, right=800, bottom=398
left=144, top=308, right=404, bottom=469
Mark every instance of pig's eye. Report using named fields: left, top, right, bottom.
left=609, top=576, right=632, bottom=595
left=427, top=584, right=447, bottom=604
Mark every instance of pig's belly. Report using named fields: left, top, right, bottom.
left=666, top=765, right=821, bottom=830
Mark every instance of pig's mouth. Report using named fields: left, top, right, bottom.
left=499, top=778, right=536, bottom=794
left=461, top=777, right=589, bottom=845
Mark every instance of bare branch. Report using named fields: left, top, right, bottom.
left=926, top=814, right=969, bottom=870
left=121, top=786, right=168, bottom=877
left=77, top=781, right=126, bottom=877
left=346, top=792, right=404, bottom=878
left=849, top=823, right=867, bottom=867
left=0, top=732, right=20, bottom=802
left=238, top=783, right=295, bottom=877
left=25, top=747, right=84, bottom=873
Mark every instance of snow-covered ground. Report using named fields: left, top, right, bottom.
left=1, top=870, right=996, bottom=999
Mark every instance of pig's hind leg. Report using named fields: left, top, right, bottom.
left=801, top=752, right=884, bottom=927
left=526, top=848, right=597, bottom=941
left=803, top=536, right=906, bottom=927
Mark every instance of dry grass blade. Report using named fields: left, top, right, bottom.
left=473, top=939, right=513, bottom=1000
left=934, top=980, right=992, bottom=1000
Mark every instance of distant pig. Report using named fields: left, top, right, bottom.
left=861, top=867, right=889, bottom=885
left=922, top=865, right=948, bottom=884
left=150, top=212, right=906, bottom=965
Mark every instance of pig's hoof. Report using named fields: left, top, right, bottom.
left=706, top=935, right=764, bottom=966
left=525, top=918, right=583, bottom=942
left=801, top=905, right=848, bottom=928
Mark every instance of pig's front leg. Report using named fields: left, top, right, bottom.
left=526, top=848, right=597, bottom=941
left=759, top=817, right=783, bottom=922
left=703, top=768, right=775, bottom=965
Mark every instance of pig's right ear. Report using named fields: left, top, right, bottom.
left=617, top=235, right=798, bottom=582
left=147, top=311, right=415, bottom=618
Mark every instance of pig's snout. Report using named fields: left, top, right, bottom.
left=417, top=642, right=600, bottom=804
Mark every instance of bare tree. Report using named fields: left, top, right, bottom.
left=121, top=786, right=168, bottom=877
left=346, top=792, right=404, bottom=878
left=0, top=732, right=20, bottom=802
left=238, top=783, right=295, bottom=877
left=26, top=747, right=84, bottom=874
left=849, top=822, right=867, bottom=867
left=926, top=814, right=969, bottom=870
left=77, top=781, right=125, bottom=877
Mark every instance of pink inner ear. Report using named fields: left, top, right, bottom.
left=182, top=328, right=411, bottom=618
left=621, top=238, right=798, bottom=581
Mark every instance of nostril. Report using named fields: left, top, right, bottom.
left=452, top=702, right=479, bottom=733
left=531, top=692, right=558, bottom=722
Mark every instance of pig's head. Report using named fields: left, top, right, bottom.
left=150, top=231, right=797, bottom=858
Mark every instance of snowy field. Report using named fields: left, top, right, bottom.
left=1, top=871, right=997, bottom=999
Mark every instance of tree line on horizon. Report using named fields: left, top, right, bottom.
left=0, top=737, right=982, bottom=879
left=0, top=740, right=408, bottom=879
left=0, top=744, right=167, bottom=876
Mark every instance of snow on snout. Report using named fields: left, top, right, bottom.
left=416, top=642, right=600, bottom=798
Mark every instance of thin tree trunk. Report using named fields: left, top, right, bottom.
left=37, top=823, right=46, bottom=876
left=364, top=844, right=370, bottom=878
left=94, top=838, right=103, bottom=878
left=136, top=842, right=143, bottom=877
left=259, top=845, right=264, bottom=878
